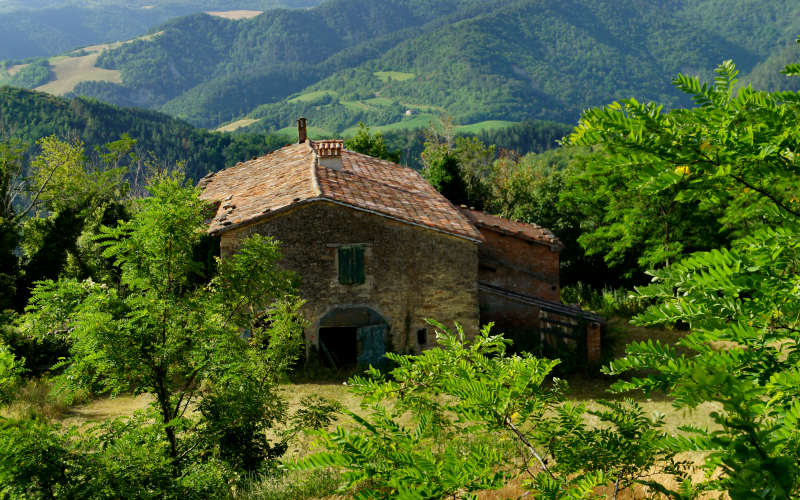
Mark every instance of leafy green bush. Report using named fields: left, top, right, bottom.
left=0, top=342, right=21, bottom=406
left=292, top=322, right=682, bottom=499
left=561, top=282, right=649, bottom=318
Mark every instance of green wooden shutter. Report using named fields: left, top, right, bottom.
left=338, top=246, right=365, bottom=284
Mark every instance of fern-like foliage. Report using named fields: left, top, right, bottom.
left=573, top=52, right=800, bottom=498
left=290, top=323, right=685, bottom=499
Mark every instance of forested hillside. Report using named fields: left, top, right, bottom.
left=0, top=87, right=290, bottom=180
left=0, top=0, right=321, bottom=60
left=2, top=0, right=795, bottom=136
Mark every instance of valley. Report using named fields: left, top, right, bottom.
left=4, top=0, right=799, bottom=138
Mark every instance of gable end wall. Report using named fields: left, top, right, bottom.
left=220, top=200, right=480, bottom=352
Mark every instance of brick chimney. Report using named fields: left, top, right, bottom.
left=312, top=139, right=344, bottom=170
left=297, top=117, right=307, bottom=143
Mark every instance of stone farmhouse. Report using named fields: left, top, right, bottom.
left=199, top=121, right=601, bottom=367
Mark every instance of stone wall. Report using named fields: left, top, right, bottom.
left=220, top=200, right=480, bottom=353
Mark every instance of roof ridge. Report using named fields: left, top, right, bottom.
left=306, top=141, right=322, bottom=197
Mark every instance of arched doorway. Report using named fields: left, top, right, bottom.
left=318, top=306, right=389, bottom=368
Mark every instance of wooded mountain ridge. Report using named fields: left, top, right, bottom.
left=2, top=0, right=800, bottom=136
left=0, top=0, right=320, bottom=60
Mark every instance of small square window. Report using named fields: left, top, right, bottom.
left=338, top=245, right=365, bottom=284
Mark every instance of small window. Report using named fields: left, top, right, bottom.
left=417, top=328, right=428, bottom=345
left=338, top=245, right=365, bottom=284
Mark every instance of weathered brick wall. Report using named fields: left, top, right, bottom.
left=220, top=200, right=480, bottom=353
left=477, top=228, right=560, bottom=300
left=476, top=227, right=560, bottom=346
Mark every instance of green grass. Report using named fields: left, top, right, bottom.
left=341, top=112, right=439, bottom=135
left=374, top=71, right=415, bottom=82
left=274, top=125, right=334, bottom=139
left=455, top=120, right=518, bottom=134
left=401, top=102, right=446, bottom=112
left=363, top=96, right=395, bottom=106
left=340, top=99, right=373, bottom=112
left=287, top=90, right=338, bottom=103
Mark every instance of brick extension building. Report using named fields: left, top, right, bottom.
left=199, top=122, right=601, bottom=366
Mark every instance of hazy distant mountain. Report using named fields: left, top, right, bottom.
left=0, top=0, right=321, bottom=59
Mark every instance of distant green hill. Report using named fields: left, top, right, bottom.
left=4, top=0, right=799, bottom=136
left=0, top=86, right=291, bottom=180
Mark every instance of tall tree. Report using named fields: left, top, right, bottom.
left=23, top=172, right=306, bottom=473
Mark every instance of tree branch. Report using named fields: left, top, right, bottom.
left=503, top=414, right=556, bottom=481
left=730, top=173, right=800, bottom=219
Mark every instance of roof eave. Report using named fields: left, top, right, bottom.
left=208, top=197, right=484, bottom=244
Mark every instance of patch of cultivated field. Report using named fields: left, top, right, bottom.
left=287, top=89, right=338, bottom=103
left=341, top=112, right=438, bottom=135
left=215, top=118, right=260, bottom=132
left=205, top=10, right=263, bottom=20
left=374, top=71, right=415, bottom=82
left=34, top=32, right=161, bottom=96
left=340, top=99, right=374, bottom=112
left=36, top=52, right=122, bottom=95
left=363, top=96, right=395, bottom=106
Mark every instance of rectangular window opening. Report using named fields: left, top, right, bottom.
left=338, top=245, right=365, bottom=284
left=417, top=328, right=428, bottom=345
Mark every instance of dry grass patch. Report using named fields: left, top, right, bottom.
left=216, top=118, right=260, bottom=132
left=34, top=31, right=162, bottom=95
left=205, top=10, right=263, bottom=20
left=36, top=51, right=121, bottom=95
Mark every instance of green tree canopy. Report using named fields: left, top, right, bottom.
left=569, top=51, right=800, bottom=497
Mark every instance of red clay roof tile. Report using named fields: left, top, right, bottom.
left=460, top=208, right=563, bottom=250
left=198, top=140, right=483, bottom=242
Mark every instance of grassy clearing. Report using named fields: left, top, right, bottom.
left=204, top=10, right=263, bottom=20
left=36, top=51, right=121, bottom=95
left=287, top=90, right=338, bottom=103
left=401, top=102, right=446, bottom=112
left=363, top=96, right=394, bottom=106
left=374, top=71, right=415, bottom=82
left=341, top=112, right=438, bottom=135
left=31, top=31, right=162, bottom=95
left=25, top=319, right=713, bottom=499
left=455, top=120, right=517, bottom=134
left=215, top=118, right=261, bottom=132
left=339, top=99, right=373, bottom=112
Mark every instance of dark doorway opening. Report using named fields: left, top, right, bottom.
left=319, top=327, right=358, bottom=368
left=317, top=306, right=389, bottom=369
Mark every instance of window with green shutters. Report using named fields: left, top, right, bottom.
left=338, top=245, right=365, bottom=284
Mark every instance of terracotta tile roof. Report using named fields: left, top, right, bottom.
left=198, top=140, right=483, bottom=242
left=460, top=208, right=563, bottom=251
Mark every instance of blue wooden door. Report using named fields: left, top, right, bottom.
left=357, top=324, right=387, bottom=366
